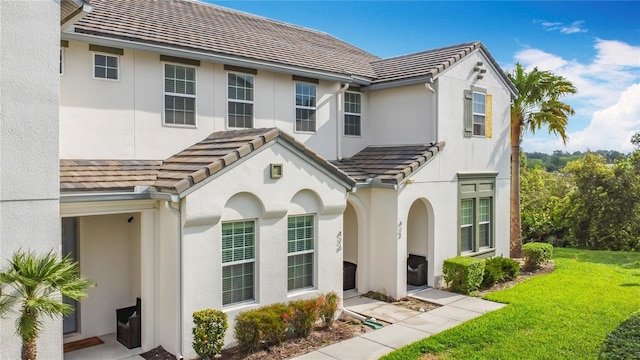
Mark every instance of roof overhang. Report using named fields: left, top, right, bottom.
left=60, top=0, right=93, bottom=31
left=61, top=32, right=371, bottom=85
left=362, top=75, right=434, bottom=92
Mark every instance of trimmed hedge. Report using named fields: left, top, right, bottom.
left=443, top=256, right=485, bottom=294
left=599, top=311, right=640, bottom=359
left=522, top=242, right=553, bottom=270
left=192, top=309, right=228, bottom=359
left=482, top=256, right=520, bottom=288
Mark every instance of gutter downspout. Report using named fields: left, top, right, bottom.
left=165, top=202, right=184, bottom=360
left=336, top=83, right=350, bottom=161
left=424, top=79, right=438, bottom=144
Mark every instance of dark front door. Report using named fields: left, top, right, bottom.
left=62, top=217, right=78, bottom=334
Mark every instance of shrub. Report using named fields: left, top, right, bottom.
left=234, top=303, right=290, bottom=353
left=192, top=309, right=228, bottom=359
left=289, top=297, right=322, bottom=337
left=599, top=311, right=640, bottom=359
left=319, top=292, right=339, bottom=328
left=442, top=256, right=485, bottom=294
left=522, top=242, right=553, bottom=270
left=481, top=257, right=520, bottom=288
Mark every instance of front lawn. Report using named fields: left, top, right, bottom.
left=382, top=248, right=640, bottom=359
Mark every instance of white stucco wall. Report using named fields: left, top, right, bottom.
left=178, top=141, right=348, bottom=357
left=0, top=1, right=61, bottom=359
left=366, top=84, right=437, bottom=147
left=60, top=41, right=343, bottom=160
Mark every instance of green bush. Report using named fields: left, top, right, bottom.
left=442, top=256, right=485, bottom=294
left=599, top=311, right=640, bottom=359
left=289, top=298, right=321, bottom=337
left=522, top=242, right=553, bottom=270
left=192, top=309, right=228, bottom=359
left=319, top=292, right=339, bottom=328
left=482, top=257, right=520, bottom=288
left=234, top=303, right=290, bottom=353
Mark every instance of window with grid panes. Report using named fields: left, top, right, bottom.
left=287, top=215, right=314, bottom=291
left=344, top=91, right=362, bottom=136
left=164, top=63, right=196, bottom=126
left=94, top=53, right=118, bottom=80
left=295, top=82, right=316, bottom=132
left=228, top=73, right=254, bottom=128
left=472, top=91, right=486, bottom=136
left=221, top=220, right=255, bottom=306
left=458, top=175, right=495, bottom=254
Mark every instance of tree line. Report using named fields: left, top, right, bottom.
left=525, top=150, right=628, bottom=172
left=521, top=135, right=640, bottom=251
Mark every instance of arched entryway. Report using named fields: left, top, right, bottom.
left=406, top=198, right=434, bottom=287
left=343, top=201, right=358, bottom=292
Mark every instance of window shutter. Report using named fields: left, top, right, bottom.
left=485, top=94, right=492, bottom=138
left=464, top=90, right=473, bottom=137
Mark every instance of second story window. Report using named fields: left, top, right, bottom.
left=344, top=91, right=362, bottom=136
left=295, top=82, right=316, bottom=132
left=228, top=73, right=254, bottom=128
left=472, top=91, right=486, bottom=136
left=93, top=53, right=118, bottom=80
left=164, top=63, right=196, bottom=126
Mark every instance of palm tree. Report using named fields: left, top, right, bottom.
left=0, top=250, right=93, bottom=360
left=507, top=63, right=577, bottom=258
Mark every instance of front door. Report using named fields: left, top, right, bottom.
left=61, top=217, right=78, bottom=334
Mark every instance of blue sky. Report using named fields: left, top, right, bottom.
left=207, top=1, right=640, bottom=153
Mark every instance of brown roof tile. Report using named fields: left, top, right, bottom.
left=331, top=142, right=446, bottom=185
left=74, top=0, right=379, bottom=78
left=60, top=159, right=162, bottom=191
left=371, top=42, right=482, bottom=84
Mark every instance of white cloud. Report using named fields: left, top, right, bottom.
left=522, top=84, right=640, bottom=153
left=514, top=39, right=640, bottom=153
left=536, top=20, right=587, bottom=34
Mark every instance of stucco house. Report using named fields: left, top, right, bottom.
left=2, top=0, right=516, bottom=358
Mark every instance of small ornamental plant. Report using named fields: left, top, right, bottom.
left=522, top=242, right=553, bottom=270
left=192, top=309, right=228, bottom=359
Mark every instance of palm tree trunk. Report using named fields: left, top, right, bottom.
left=21, top=338, right=37, bottom=360
left=510, top=123, right=523, bottom=258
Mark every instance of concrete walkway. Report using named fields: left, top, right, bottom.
left=292, top=289, right=506, bottom=360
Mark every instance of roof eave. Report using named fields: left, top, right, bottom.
left=362, top=75, right=434, bottom=91
left=62, top=31, right=361, bottom=83
left=60, top=1, right=93, bottom=31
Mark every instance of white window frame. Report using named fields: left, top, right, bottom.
left=344, top=91, right=362, bottom=137
left=472, top=91, right=486, bottom=136
left=221, top=220, right=256, bottom=307
left=163, top=62, right=197, bottom=127
left=227, top=72, right=255, bottom=129
left=294, top=82, right=317, bottom=133
left=287, top=214, right=316, bottom=293
left=92, top=52, right=119, bottom=81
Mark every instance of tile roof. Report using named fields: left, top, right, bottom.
left=371, top=42, right=482, bottom=84
left=60, top=159, right=162, bottom=191
left=155, top=128, right=355, bottom=194
left=331, top=142, right=446, bottom=185
left=73, top=0, right=379, bottom=78
left=61, top=0, right=83, bottom=24
left=61, top=128, right=355, bottom=195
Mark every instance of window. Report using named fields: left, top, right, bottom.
left=344, top=91, right=362, bottom=136
left=228, top=73, right=254, bottom=128
left=222, top=220, right=255, bottom=306
left=464, top=87, right=491, bottom=138
left=93, top=53, right=119, bottom=80
left=472, top=91, right=486, bottom=136
left=295, top=82, right=316, bottom=132
left=164, top=63, right=196, bottom=126
left=458, top=175, right=495, bottom=254
left=287, top=215, right=315, bottom=291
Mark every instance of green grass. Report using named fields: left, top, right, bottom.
left=382, top=248, right=640, bottom=360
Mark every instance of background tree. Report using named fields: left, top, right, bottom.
left=507, top=63, right=577, bottom=257
left=0, top=250, right=93, bottom=360
left=632, top=131, right=640, bottom=150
